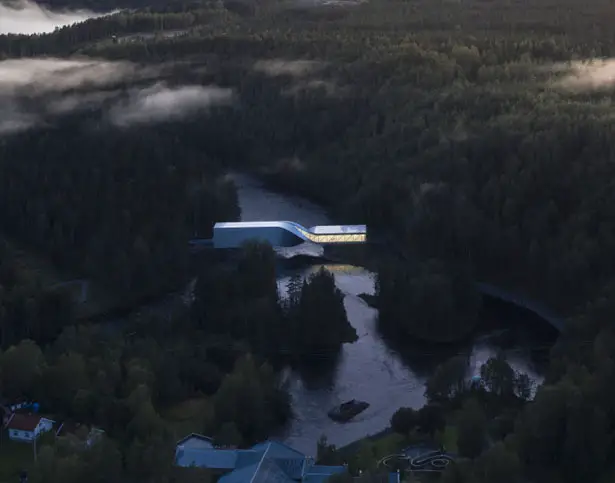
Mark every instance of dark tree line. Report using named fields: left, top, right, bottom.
left=376, top=259, right=481, bottom=343
left=0, top=239, right=75, bottom=348
left=192, top=242, right=355, bottom=362
left=0, top=116, right=239, bottom=305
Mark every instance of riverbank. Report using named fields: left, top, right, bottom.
left=1, top=172, right=561, bottom=459
left=327, top=246, right=565, bottom=334
left=231, top=173, right=556, bottom=454
left=8, top=168, right=566, bottom=336
left=332, top=423, right=459, bottom=467
left=259, top=170, right=569, bottom=333
left=359, top=285, right=563, bottom=334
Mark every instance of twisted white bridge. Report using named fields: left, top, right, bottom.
left=210, top=221, right=367, bottom=249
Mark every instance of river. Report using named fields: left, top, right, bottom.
left=230, top=173, right=558, bottom=456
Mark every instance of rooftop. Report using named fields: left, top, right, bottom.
left=175, top=438, right=346, bottom=483
left=176, top=433, right=215, bottom=450
left=214, top=221, right=366, bottom=235
left=5, top=414, right=52, bottom=432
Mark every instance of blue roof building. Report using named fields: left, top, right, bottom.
left=175, top=437, right=346, bottom=483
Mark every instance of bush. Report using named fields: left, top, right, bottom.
left=417, top=403, right=446, bottom=436
left=390, top=407, right=417, bottom=435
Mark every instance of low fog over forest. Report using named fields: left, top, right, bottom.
left=0, top=57, right=234, bottom=134
left=0, top=0, right=105, bottom=34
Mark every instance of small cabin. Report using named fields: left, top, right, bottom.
left=5, top=414, right=55, bottom=443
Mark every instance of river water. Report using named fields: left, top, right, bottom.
left=231, top=173, right=558, bottom=456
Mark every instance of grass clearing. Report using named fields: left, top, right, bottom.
left=441, top=425, right=458, bottom=453
left=338, top=429, right=407, bottom=464
left=371, top=433, right=406, bottom=458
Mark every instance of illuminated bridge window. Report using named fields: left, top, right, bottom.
left=294, top=226, right=367, bottom=244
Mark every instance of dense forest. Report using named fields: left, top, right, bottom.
left=3, top=0, right=615, bottom=313
left=0, top=240, right=354, bottom=482
left=1, top=0, right=615, bottom=480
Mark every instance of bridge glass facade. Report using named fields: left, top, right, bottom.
left=294, top=226, right=367, bottom=244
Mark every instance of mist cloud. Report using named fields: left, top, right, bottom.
left=46, top=91, right=119, bottom=115
left=253, top=59, right=324, bottom=77
left=0, top=0, right=105, bottom=34
left=0, top=58, right=143, bottom=94
left=0, top=57, right=234, bottom=136
left=552, top=59, right=615, bottom=92
left=109, top=83, right=234, bottom=127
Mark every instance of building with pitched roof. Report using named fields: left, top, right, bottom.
left=4, top=414, right=55, bottom=442
left=175, top=437, right=346, bottom=483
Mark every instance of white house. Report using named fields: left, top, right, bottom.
left=4, top=414, right=55, bottom=443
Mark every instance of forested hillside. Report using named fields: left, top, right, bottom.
left=1, top=0, right=615, bottom=481
left=3, top=0, right=614, bottom=312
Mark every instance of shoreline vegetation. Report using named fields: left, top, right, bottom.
left=2, top=164, right=565, bottom=342
left=2, top=178, right=566, bottom=338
